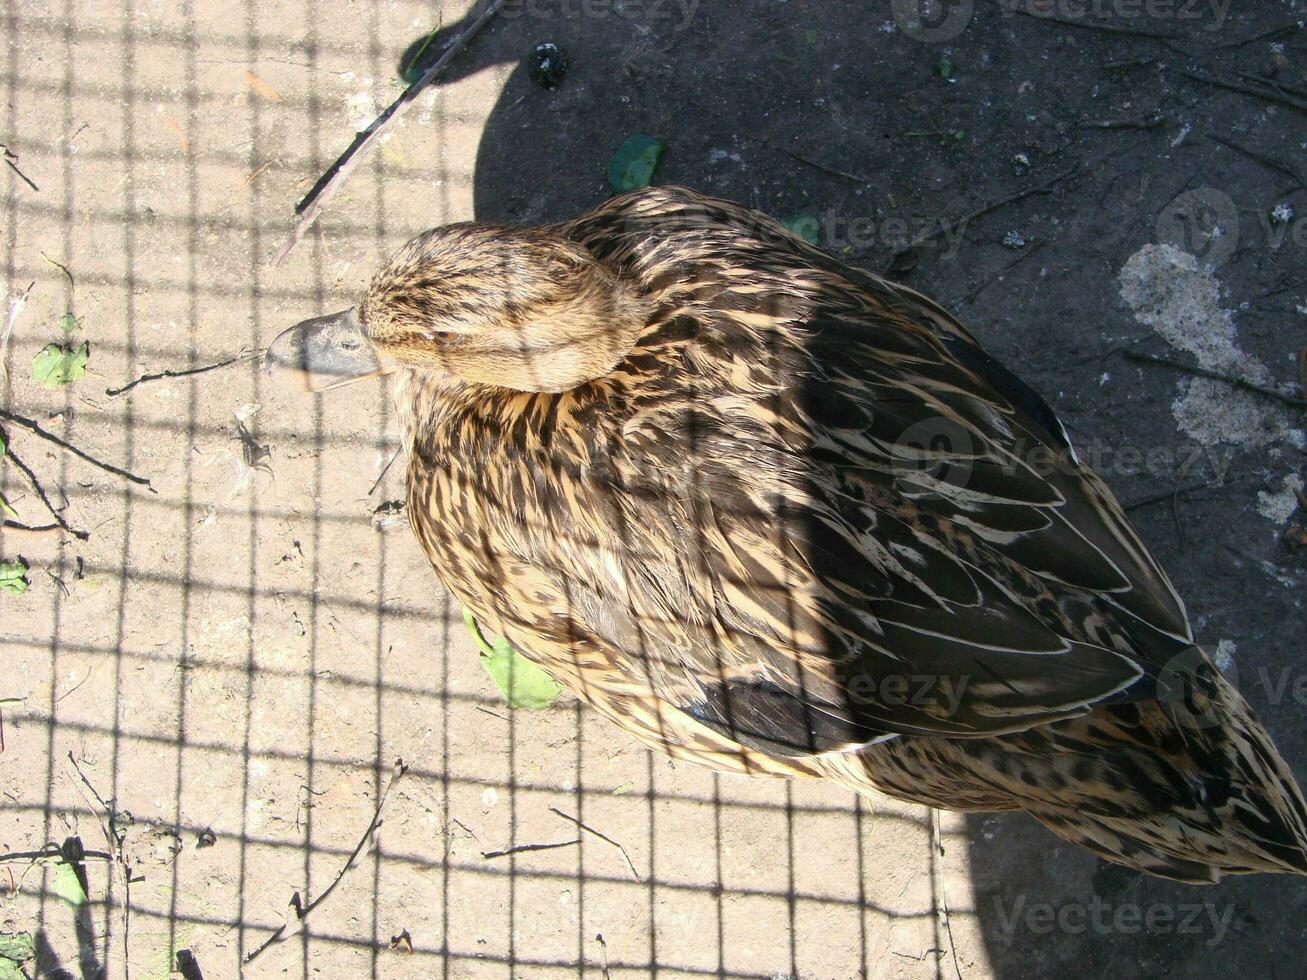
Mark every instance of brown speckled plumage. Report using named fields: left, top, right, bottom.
left=357, top=186, right=1307, bottom=882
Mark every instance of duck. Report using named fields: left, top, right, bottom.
left=267, top=185, right=1307, bottom=882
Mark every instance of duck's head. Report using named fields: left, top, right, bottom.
left=267, top=224, right=650, bottom=394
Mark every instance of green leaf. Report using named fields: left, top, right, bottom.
left=463, top=610, right=561, bottom=709
left=780, top=213, right=820, bottom=245
left=52, top=861, right=87, bottom=907
left=607, top=134, right=665, bottom=194
left=31, top=340, right=89, bottom=388
left=937, top=55, right=953, bottom=79
left=0, top=932, right=33, bottom=965
left=480, top=639, right=563, bottom=709
left=0, top=561, right=28, bottom=594
left=58, top=312, right=82, bottom=337
left=0, top=494, right=15, bottom=519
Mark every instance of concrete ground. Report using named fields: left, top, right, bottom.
left=2, top=1, right=1305, bottom=977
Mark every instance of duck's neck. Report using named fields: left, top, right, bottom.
left=393, top=368, right=471, bottom=456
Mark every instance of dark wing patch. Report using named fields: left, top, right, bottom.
left=683, top=676, right=891, bottom=757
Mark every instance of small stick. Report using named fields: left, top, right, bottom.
left=367, top=446, right=402, bottom=496
left=4, top=444, right=90, bottom=539
left=1179, top=70, right=1307, bottom=115
left=890, top=163, right=1081, bottom=261
left=997, top=3, right=1179, bottom=39
left=954, top=241, right=1047, bottom=306
left=40, top=251, right=75, bottom=291
left=271, top=0, right=507, bottom=266
left=1207, top=133, right=1307, bottom=188
left=1216, top=22, right=1305, bottom=50
left=105, top=349, right=260, bottom=397
left=1101, top=56, right=1157, bottom=70
left=930, top=809, right=965, bottom=980
left=1238, top=71, right=1307, bottom=102
left=481, top=838, right=580, bottom=859
left=244, top=761, right=408, bottom=965
left=549, top=806, right=640, bottom=881
left=1297, top=346, right=1307, bottom=400
left=65, top=752, right=131, bottom=980
left=1, top=144, right=38, bottom=192
left=0, top=847, right=114, bottom=863
left=0, top=409, right=153, bottom=489
left=1123, top=350, right=1307, bottom=409
left=1124, top=480, right=1220, bottom=511
left=1077, top=114, right=1164, bottom=130
left=1, top=521, right=64, bottom=537
left=780, top=147, right=870, bottom=186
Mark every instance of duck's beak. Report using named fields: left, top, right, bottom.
left=265, top=308, right=387, bottom=391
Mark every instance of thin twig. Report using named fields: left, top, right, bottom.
left=1124, top=480, right=1222, bottom=511
left=1207, top=133, right=1307, bottom=188
left=367, top=446, right=402, bottom=496
left=952, top=241, right=1047, bottom=306
left=0, top=409, right=154, bottom=489
left=1238, top=71, right=1307, bottom=102
left=65, top=752, right=130, bottom=980
left=0, top=847, right=114, bottom=863
left=549, top=807, right=640, bottom=881
left=1101, top=56, right=1157, bottom=70
left=1179, top=70, right=1307, bottom=115
left=3, top=443, right=90, bottom=539
left=888, top=163, right=1081, bottom=262
left=1, top=521, right=63, bottom=537
left=1, top=144, right=38, bottom=192
left=780, top=147, right=870, bottom=185
left=1123, top=350, right=1307, bottom=409
left=271, top=0, right=507, bottom=266
left=40, top=251, right=75, bottom=292
left=1077, top=114, right=1164, bottom=130
left=481, top=838, right=580, bottom=859
left=105, top=349, right=261, bottom=397
left=1215, top=22, right=1305, bottom=50
left=244, top=761, right=409, bottom=965
left=930, top=809, right=965, bottom=980
left=996, top=2, right=1179, bottom=39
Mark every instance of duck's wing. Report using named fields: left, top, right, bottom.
left=533, top=187, right=1197, bottom=756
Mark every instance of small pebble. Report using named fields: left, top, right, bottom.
left=1012, top=152, right=1030, bottom=176
left=1270, top=202, right=1294, bottom=226
left=529, top=42, right=568, bottom=89
left=1002, top=230, right=1027, bottom=249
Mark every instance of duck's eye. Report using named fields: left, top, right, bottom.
left=421, top=330, right=454, bottom=343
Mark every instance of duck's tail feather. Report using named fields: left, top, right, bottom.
left=1014, top=667, right=1307, bottom=881
left=832, top=652, right=1307, bottom=881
